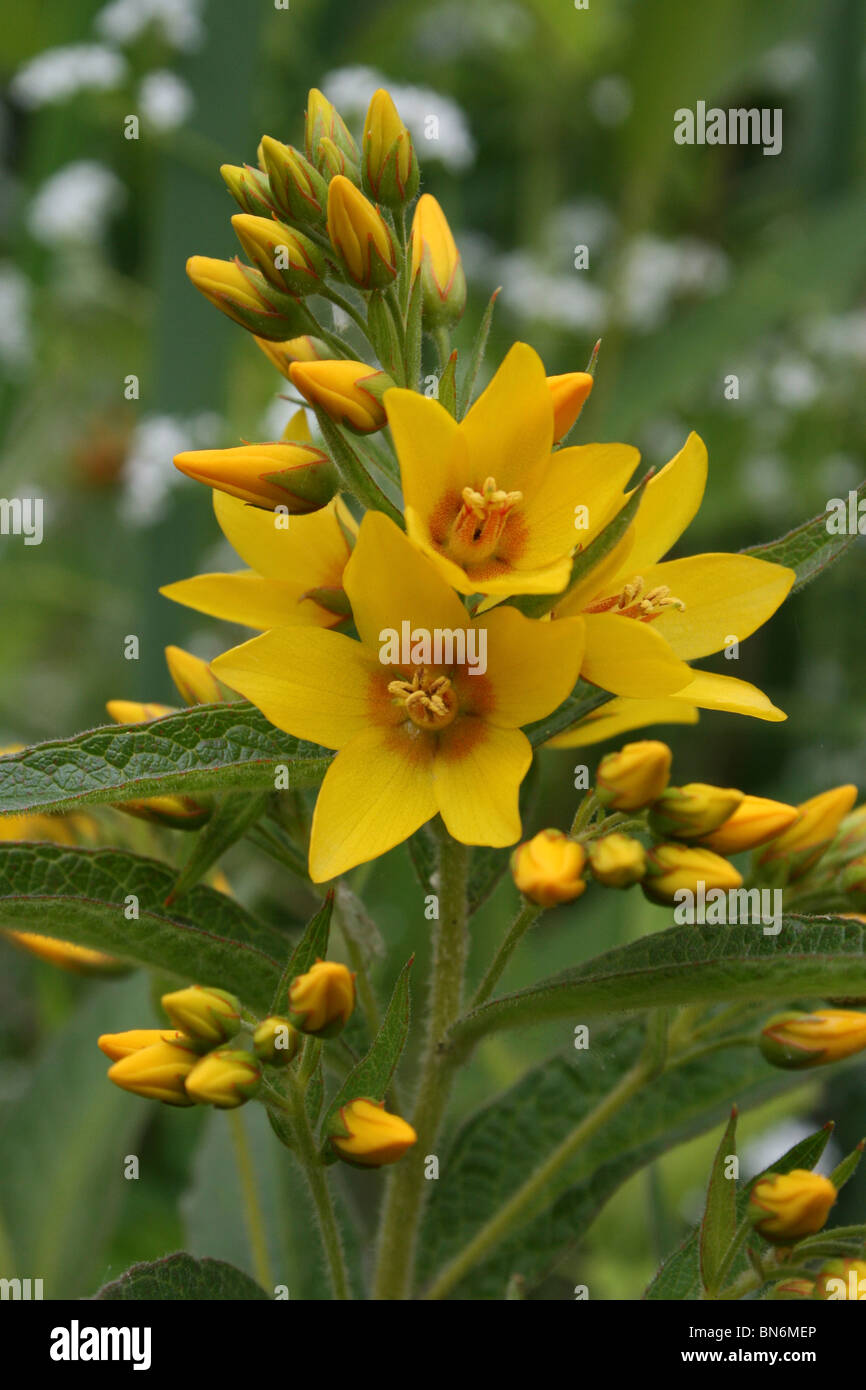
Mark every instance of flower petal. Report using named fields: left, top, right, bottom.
left=345, top=510, right=468, bottom=648
left=385, top=387, right=467, bottom=531
left=581, top=612, right=693, bottom=697
left=670, top=669, right=787, bottom=721
left=213, top=491, right=351, bottom=586
left=434, top=720, right=530, bottom=845
left=511, top=445, right=636, bottom=577
left=546, top=696, right=700, bottom=748
left=309, top=725, right=436, bottom=881
left=160, top=572, right=341, bottom=630
left=643, top=553, right=795, bottom=660
left=625, top=432, right=708, bottom=572
left=459, top=342, right=553, bottom=493
left=458, top=609, right=584, bottom=728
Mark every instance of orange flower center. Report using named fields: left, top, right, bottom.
left=387, top=668, right=457, bottom=730
left=446, top=476, right=523, bottom=565
left=584, top=575, right=685, bottom=622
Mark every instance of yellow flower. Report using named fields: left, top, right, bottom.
left=289, top=360, right=394, bottom=434
left=757, top=785, right=858, bottom=878
left=107, top=1038, right=199, bottom=1107
left=697, top=794, right=800, bottom=854
left=595, top=740, right=672, bottom=811
left=362, top=88, right=419, bottom=206
left=288, top=960, right=355, bottom=1036
left=253, top=1015, right=299, bottom=1064
left=6, top=933, right=125, bottom=974
left=173, top=440, right=338, bottom=512
left=326, top=175, right=396, bottom=288
left=552, top=432, right=795, bottom=708
left=547, top=371, right=594, bottom=441
left=410, top=194, right=466, bottom=326
left=330, top=1098, right=417, bottom=1168
left=161, top=489, right=356, bottom=633
left=648, top=783, right=744, bottom=840
left=386, top=342, right=638, bottom=597
left=587, top=832, right=647, bottom=888
left=814, top=1259, right=866, bottom=1300
left=511, top=829, right=587, bottom=907
left=748, top=1170, right=837, bottom=1243
left=759, top=1009, right=866, bottom=1070
left=104, top=699, right=175, bottom=724
left=98, top=1028, right=188, bottom=1061
left=164, top=645, right=225, bottom=707
left=642, top=843, right=743, bottom=904
left=185, top=1049, right=262, bottom=1108
left=254, top=333, right=329, bottom=378
left=211, top=512, right=585, bottom=881
left=161, top=985, right=241, bottom=1048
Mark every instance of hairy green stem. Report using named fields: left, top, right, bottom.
left=288, top=1073, right=352, bottom=1300
left=471, top=900, right=542, bottom=1008
left=228, top=1109, right=274, bottom=1293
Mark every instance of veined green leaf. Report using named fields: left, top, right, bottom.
left=699, top=1108, right=739, bottom=1296
left=269, top=893, right=334, bottom=1014
left=0, top=702, right=331, bottom=818
left=742, top=482, right=865, bottom=593
left=94, top=1252, right=269, bottom=1300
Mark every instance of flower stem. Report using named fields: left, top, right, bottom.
left=288, top=1074, right=352, bottom=1300
left=372, top=824, right=469, bottom=1299
left=471, top=899, right=542, bottom=1008
left=228, top=1109, right=274, bottom=1294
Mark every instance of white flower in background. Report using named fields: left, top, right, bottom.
left=0, top=265, right=32, bottom=370
left=760, top=41, right=816, bottom=90
left=807, top=311, right=866, bottom=364
left=260, top=396, right=315, bottom=442
left=138, top=71, right=194, bottom=132
left=121, top=413, right=221, bottom=526
left=551, top=198, right=618, bottom=254
left=494, top=249, right=606, bottom=330
left=742, top=452, right=789, bottom=511
left=411, top=1, right=533, bottom=59
left=10, top=45, right=126, bottom=109
left=588, top=75, right=633, bottom=127
left=27, top=162, right=126, bottom=245
left=322, top=66, right=476, bottom=170
left=95, top=0, right=205, bottom=52
left=619, top=234, right=728, bottom=331
left=769, top=356, right=820, bottom=409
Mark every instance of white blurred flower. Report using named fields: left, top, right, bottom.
left=322, top=66, right=476, bottom=170
left=588, top=76, right=633, bottom=127
left=0, top=265, right=32, bottom=370
left=769, top=356, right=820, bottom=409
left=138, top=70, right=194, bottom=132
left=620, top=234, right=729, bottom=331
left=121, top=412, right=221, bottom=526
left=95, top=0, right=205, bottom=51
left=760, top=41, right=816, bottom=90
left=807, top=311, right=866, bottom=364
left=10, top=45, right=126, bottom=109
left=494, top=250, right=606, bottom=330
left=27, top=162, right=126, bottom=245
left=411, top=1, right=533, bottom=59
left=742, top=452, right=788, bottom=510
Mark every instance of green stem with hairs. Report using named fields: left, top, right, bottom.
left=228, top=1109, right=274, bottom=1293
left=471, top=900, right=543, bottom=1008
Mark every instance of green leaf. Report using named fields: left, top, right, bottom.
left=449, top=917, right=866, bottom=1051
left=320, top=955, right=413, bottom=1157
left=269, top=892, right=334, bottom=1014
left=0, top=974, right=152, bottom=1297
left=525, top=679, right=614, bottom=748
left=0, top=843, right=284, bottom=1013
left=458, top=286, right=500, bottom=418
left=0, top=702, right=331, bottom=818
left=169, top=790, right=271, bottom=900
left=792, top=1223, right=866, bottom=1260
left=313, top=409, right=404, bottom=524
left=699, top=1108, right=739, bottom=1296
left=405, top=273, right=423, bottom=395
left=742, top=483, right=865, bottom=593
left=438, top=350, right=458, bottom=416
left=93, top=1252, right=269, bottom=1300
left=829, top=1139, right=865, bottom=1190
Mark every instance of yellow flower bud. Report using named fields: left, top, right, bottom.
left=185, top=1048, right=262, bottom=1109
left=596, top=740, right=672, bottom=811
left=410, top=194, right=466, bottom=326
left=649, top=783, right=744, bottom=840
left=161, top=985, right=241, bottom=1048
left=107, top=1038, right=199, bottom=1107
left=842, top=854, right=866, bottom=894
left=510, top=829, right=587, bottom=907
left=547, top=372, right=594, bottom=442
left=231, top=214, right=327, bottom=297
left=758, top=785, right=858, bottom=879
left=173, top=440, right=338, bottom=512
left=759, top=1009, right=866, bottom=1070
left=362, top=88, right=419, bottom=207
left=748, top=1170, right=837, bottom=1243
left=113, top=793, right=212, bottom=830
left=699, top=795, right=799, bottom=854
left=329, top=1097, right=417, bottom=1168
left=98, top=1028, right=187, bottom=1062
left=254, top=334, right=330, bottom=378
left=316, top=135, right=361, bottom=184
left=289, top=360, right=395, bottom=434
left=288, top=959, right=355, bottom=1037
left=185, top=256, right=307, bottom=341
left=772, top=1278, right=816, bottom=1300
left=326, top=175, right=396, bottom=288
left=253, top=1015, right=299, bottom=1064
left=220, top=162, right=278, bottom=219
left=105, top=700, right=175, bottom=724
left=587, top=833, right=647, bottom=888
left=814, top=1258, right=866, bottom=1300
left=305, top=88, right=359, bottom=167
left=164, top=646, right=225, bottom=707
left=642, top=843, right=743, bottom=905
left=259, top=137, right=329, bottom=226
left=6, top=932, right=126, bottom=975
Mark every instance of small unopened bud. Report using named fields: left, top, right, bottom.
left=288, top=959, right=355, bottom=1037
left=289, top=360, right=395, bottom=434
left=649, top=783, right=743, bottom=840
left=326, top=175, right=396, bottom=289
left=511, top=829, right=586, bottom=907
left=107, top=1038, right=199, bottom=1107
left=362, top=88, right=419, bottom=207
left=814, top=1258, right=866, bottom=1300
left=220, top=163, right=278, bottom=219
left=757, top=784, right=858, bottom=880
left=410, top=194, right=466, bottom=327
left=231, top=214, right=328, bottom=297
left=329, top=1097, right=417, bottom=1168
left=165, top=646, right=225, bottom=706
left=748, top=1170, right=837, bottom=1243
left=596, top=740, right=672, bottom=811
left=98, top=1028, right=188, bottom=1062
left=259, top=137, right=329, bottom=226
left=759, top=1009, right=866, bottom=1070
left=587, top=833, right=646, bottom=888
left=547, top=372, right=594, bottom=442
left=253, top=1015, right=299, bottom=1064
left=185, top=1048, right=262, bottom=1109
left=173, top=441, right=338, bottom=511
left=5, top=933, right=126, bottom=975
left=642, top=843, right=742, bottom=905
left=254, top=334, right=330, bottom=378
left=161, top=985, right=241, bottom=1048
left=305, top=88, right=359, bottom=166
left=699, top=795, right=799, bottom=854
left=186, top=256, right=308, bottom=341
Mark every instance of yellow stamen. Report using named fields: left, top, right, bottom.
left=447, top=476, right=522, bottom=563
left=388, top=668, right=457, bottom=730
left=585, top=575, right=686, bottom=623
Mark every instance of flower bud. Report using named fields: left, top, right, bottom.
left=814, top=1258, right=866, bottom=1300
left=6, top=932, right=126, bottom=975
left=305, top=88, right=359, bottom=166
left=771, top=1278, right=816, bottom=1300
left=98, top=1028, right=187, bottom=1062
left=161, top=985, right=241, bottom=1048
left=220, top=163, right=278, bottom=219
left=748, top=1170, right=837, bottom=1243
left=757, top=784, right=858, bottom=880
left=113, top=795, right=212, bottom=830
left=842, top=854, right=866, bottom=894
left=410, top=194, right=466, bottom=327
left=829, top=804, right=866, bottom=861
left=329, top=1098, right=417, bottom=1168
left=326, top=175, right=396, bottom=288
left=231, top=214, right=328, bottom=297
left=185, top=1048, right=262, bottom=1108
left=289, top=360, right=394, bottom=434
left=595, top=740, right=672, bottom=812
left=649, top=783, right=744, bottom=840
left=315, top=135, right=361, bottom=185
left=173, top=441, right=338, bottom=512
left=699, top=795, right=799, bottom=854
left=642, top=843, right=743, bottom=905
left=254, top=334, right=330, bottom=378
left=259, top=137, right=329, bottom=226
left=107, top=1038, right=199, bottom=1107
left=287, top=959, right=355, bottom=1037
left=185, top=256, right=308, bottom=341
left=759, top=1009, right=866, bottom=1070
left=165, top=646, right=225, bottom=706
left=253, top=1015, right=299, bottom=1064
left=362, top=88, right=419, bottom=207
left=547, top=372, right=594, bottom=442
left=106, top=700, right=175, bottom=723
left=587, top=833, right=647, bottom=888
left=511, top=829, right=587, bottom=907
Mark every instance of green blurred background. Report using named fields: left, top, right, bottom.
left=0, top=0, right=864, bottom=1299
